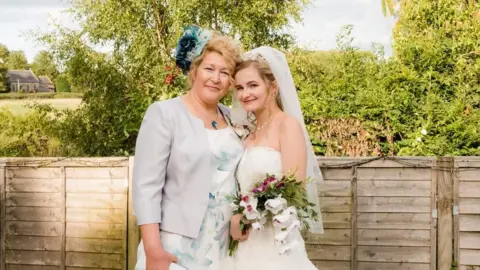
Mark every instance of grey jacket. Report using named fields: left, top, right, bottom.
left=132, top=96, right=235, bottom=238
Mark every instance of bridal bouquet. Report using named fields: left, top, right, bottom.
left=228, top=173, right=319, bottom=256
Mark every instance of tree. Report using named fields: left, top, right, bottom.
left=31, top=50, right=58, bottom=81
left=55, top=73, right=71, bottom=92
left=0, top=62, right=7, bottom=92
left=38, top=0, right=312, bottom=156
left=390, top=0, right=480, bottom=155
left=7, top=51, right=29, bottom=70
left=381, top=0, right=397, bottom=16
left=0, top=43, right=9, bottom=64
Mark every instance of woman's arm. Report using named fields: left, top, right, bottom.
left=132, top=102, right=174, bottom=258
left=279, top=116, right=307, bottom=181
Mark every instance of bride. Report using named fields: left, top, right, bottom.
left=228, top=46, right=324, bottom=269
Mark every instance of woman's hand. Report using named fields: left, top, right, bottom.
left=145, top=246, right=179, bottom=270
left=140, top=224, right=179, bottom=270
left=230, top=214, right=250, bottom=241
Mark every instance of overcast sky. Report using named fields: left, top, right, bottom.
left=0, top=0, right=395, bottom=62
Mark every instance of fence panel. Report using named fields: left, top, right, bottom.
left=306, top=157, right=437, bottom=270
left=0, top=158, right=128, bottom=270
left=456, top=157, right=480, bottom=270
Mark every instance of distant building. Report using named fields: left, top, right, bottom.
left=38, top=76, right=55, bottom=92
left=6, top=70, right=55, bottom=93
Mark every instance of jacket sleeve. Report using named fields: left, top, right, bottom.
left=132, top=102, right=172, bottom=226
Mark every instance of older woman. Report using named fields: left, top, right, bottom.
left=133, top=26, right=244, bottom=270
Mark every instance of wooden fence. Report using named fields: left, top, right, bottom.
left=0, top=156, right=479, bottom=270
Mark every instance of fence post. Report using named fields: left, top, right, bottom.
left=60, top=166, right=66, bottom=270
left=437, top=157, right=454, bottom=270
left=0, top=160, right=5, bottom=270
left=350, top=166, right=357, bottom=270
left=127, top=157, right=140, bottom=270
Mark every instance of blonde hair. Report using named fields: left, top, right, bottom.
left=188, top=35, right=242, bottom=88
left=235, top=59, right=283, bottom=110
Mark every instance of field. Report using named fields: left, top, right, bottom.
left=0, top=98, right=82, bottom=115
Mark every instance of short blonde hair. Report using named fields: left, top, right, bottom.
left=188, top=35, right=242, bottom=88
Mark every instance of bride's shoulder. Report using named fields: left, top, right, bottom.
left=277, top=113, right=302, bottom=133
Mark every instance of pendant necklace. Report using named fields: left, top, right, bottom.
left=254, top=112, right=276, bottom=133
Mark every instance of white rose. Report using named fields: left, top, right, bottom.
left=241, top=197, right=260, bottom=220
left=274, top=231, right=290, bottom=244
left=230, top=202, right=239, bottom=210
left=265, top=196, right=287, bottom=215
left=279, top=240, right=300, bottom=255
left=252, top=222, right=263, bottom=230
left=287, top=220, right=301, bottom=233
left=273, top=210, right=294, bottom=228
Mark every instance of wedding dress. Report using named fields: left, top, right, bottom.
left=231, top=146, right=318, bottom=270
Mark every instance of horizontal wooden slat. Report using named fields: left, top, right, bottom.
left=358, top=197, right=430, bottom=213
left=460, top=215, right=480, bottom=232
left=6, top=250, right=61, bottom=265
left=6, top=236, right=61, bottom=251
left=357, top=213, right=430, bottom=229
left=459, top=266, right=480, bottom=270
left=66, top=238, right=123, bottom=253
left=7, top=178, right=61, bottom=193
left=66, top=223, right=123, bottom=239
left=66, top=268, right=119, bottom=270
left=65, top=252, right=123, bottom=269
left=66, top=167, right=128, bottom=179
left=458, top=170, right=480, bottom=181
left=66, top=193, right=125, bottom=209
left=357, top=246, right=430, bottom=263
left=7, top=168, right=61, bottom=179
left=460, top=198, right=480, bottom=214
left=7, top=207, right=62, bottom=222
left=455, top=157, right=480, bottom=168
left=318, top=181, right=351, bottom=197
left=323, top=213, right=351, bottom=229
left=313, top=260, right=350, bottom=270
left=321, top=168, right=352, bottom=180
left=66, top=208, right=124, bottom=224
left=6, top=265, right=60, bottom=270
left=358, top=262, right=430, bottom=270
left=304, top=229, right=350, bottom=245
left=6, top=221, right=62, bottom=237
left=317, top=157, right=434, bottom=168
left=320, top=197, right=351, bottom=213
left=460, top=232, right=480, bottom=249
left=3, top=157, right=128, bottom=167
left=459, top=182, right=480, bottom=198
left=357, top=168, right=431, bottom=181
left=6, top=193, right=61, bottom=207
left=66, top=179, right=126, bottom=193
left=306, top=245, right=350, bottom=261
left=358, top=181, right=430, bottom=197
left=460, top=249, right=480, bottom=265
left=357, top=229, right=430, bottom=246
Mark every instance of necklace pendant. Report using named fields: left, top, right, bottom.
left=212, top=120, right=218, bottom=129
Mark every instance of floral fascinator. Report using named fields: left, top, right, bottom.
left=174, top=25, right=214, bottom=74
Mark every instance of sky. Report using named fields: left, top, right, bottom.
left=0, top=0, right=395, bottom=62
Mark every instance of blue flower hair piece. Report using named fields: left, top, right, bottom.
left=174, top=25, right=213, bottom=74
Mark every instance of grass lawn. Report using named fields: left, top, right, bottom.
left=0, top=98, right=82, bottom=115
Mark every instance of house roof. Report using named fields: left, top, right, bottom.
left=7, top=70, right=39, bottom=84
left=38, top=76, right=53, bottom=85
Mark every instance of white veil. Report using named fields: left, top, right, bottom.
left=231, top=46, right=324, bottom=234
